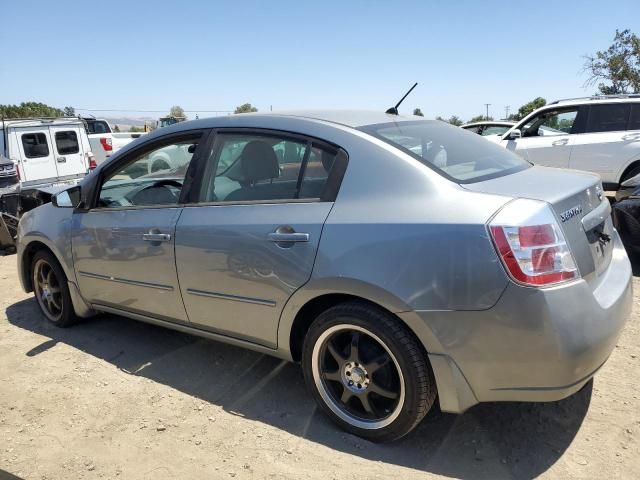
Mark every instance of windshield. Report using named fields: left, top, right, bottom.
left=360, top=120, right=529, bottom=183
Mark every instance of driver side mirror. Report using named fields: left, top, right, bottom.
left=52, top=185, right=82, bottom=209
left=507, top=129, right=522, bottom=140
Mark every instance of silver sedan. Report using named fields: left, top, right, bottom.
left=16, top=111, right=632, bottom=442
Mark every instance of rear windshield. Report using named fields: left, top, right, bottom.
left=85, top=120, right=110, bottom=134
left=360, top=120, right=529, bottom=183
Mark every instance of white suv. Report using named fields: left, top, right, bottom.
left=494, top=95, right=640, bottom=189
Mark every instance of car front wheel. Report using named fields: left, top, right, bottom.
left=302, top=302, right=437, bottom=442
left=32, top=251, right=78, bottom=327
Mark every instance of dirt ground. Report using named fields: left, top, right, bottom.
left=0, top=254, right=639, bottom=480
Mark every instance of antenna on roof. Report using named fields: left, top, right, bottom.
left=386, top=82, right=418, bottom=115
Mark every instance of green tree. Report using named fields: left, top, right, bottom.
left=513, top=97, right=546, bottom=121
left=63, top=106, right=75, bottom=117
left=234, top=103, right=258, bottom=114
left=447, top=115, right=464, bottom=126
left=413, top=108, right=424, bottom=117
left=584, top=29, right=640, bottom=94
left=169, top=105, right=186, bottom=118
left=0, top=102, right=65, bottom=118
left=469, top=114, right=493, bottom=123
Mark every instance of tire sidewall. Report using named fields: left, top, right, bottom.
left=302, top=304, right=432, bottom=442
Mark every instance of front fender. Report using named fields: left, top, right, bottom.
left=17, top=204, right=76, bottom=292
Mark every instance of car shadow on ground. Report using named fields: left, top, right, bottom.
left=6, top=298, right=592, bottom=480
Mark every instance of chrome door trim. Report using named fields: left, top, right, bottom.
left=186, top=288, right=276, bottom=307
left=78, top=271, right=174, bottom=291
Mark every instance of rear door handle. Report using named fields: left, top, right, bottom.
left=552, top=138, right=569, bottom=146
left=142, top=232, right=171, bottom=242
left=57, top=156, right=67, bottom=163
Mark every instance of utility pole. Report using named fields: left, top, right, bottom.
left=484, top=103, right=491, bottom=121
left=504, top=105, right=510, bottom=120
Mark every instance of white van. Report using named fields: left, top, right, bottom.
left=0, top=118, right=95, bottom=187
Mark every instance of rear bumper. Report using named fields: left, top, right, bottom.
left=409, top=231, right=633, bottom=413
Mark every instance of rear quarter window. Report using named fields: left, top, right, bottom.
left=360, top=120, right=529, bottom=183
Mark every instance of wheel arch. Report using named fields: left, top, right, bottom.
left=20, top=240, right=59, bottom=292
left=279, top=278, right=445, bottom=362
left=618, top=158, right=640, bottom=185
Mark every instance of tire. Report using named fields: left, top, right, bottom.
left=301, top=301, right=437, bottom=442
left=31, top=250, right=79, bottom=327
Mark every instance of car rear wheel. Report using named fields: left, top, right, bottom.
left=302, top=302, right=437, bottom=442
left=32, top=251, right=78, bottom=327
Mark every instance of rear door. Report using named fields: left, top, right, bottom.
left=503, top=107, right=582, bottom=168
left=49, top=125, right=88, bottom=178
left=569, top=103, right=634, bottom=185
left=175, top=130, right=345, bottom=347
left=13, top=127, right=57, bottom=182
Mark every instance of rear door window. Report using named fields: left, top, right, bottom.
left=200, top=133, right=336, bottom=203
left=54, top=131, right=80, bottom=154
left=586, top=104, right=631, bottom=133
left=21, top=132, right=50, bottom=158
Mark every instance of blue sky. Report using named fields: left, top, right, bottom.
left=1, top=1, right=638, bottom=121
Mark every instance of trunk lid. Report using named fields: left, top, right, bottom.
left=464, top=166, right=613, bottom=283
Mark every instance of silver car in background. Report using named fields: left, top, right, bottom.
left=16, top=111, right=632, bottom=442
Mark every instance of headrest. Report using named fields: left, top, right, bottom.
left=240, top=140, right=279, bottom=182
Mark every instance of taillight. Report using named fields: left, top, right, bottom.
left=489, top=199, right=578, bottom=287
left=99, top=137, right=113, bottom=151
left=87, top=152, right=97, bottom=170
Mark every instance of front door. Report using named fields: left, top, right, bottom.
left=72, top=131, right=206, bottom=322
left=13, top=127, right=57, bottom=182
left=504, top=107, right=581, bottom=168
left=175, top=131, right=341, bottom=347
left=48, top=125, right=87, bottom=178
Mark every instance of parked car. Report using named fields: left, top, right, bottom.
left=0, top=118, right=94, bottom=187
left=0, top=154, right=18, bottom=188
left=83, top=117, right=146, bottom=166
left=17, top=111, right=632, bottom=442
left=493, top=94, right=640, bottom=190
left=461, top=120, right=515, bottom=136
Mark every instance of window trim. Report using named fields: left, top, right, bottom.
left=186, top=127, right=348, bottom=206
left=21, top=132, right=50, bottom=159
left=86, top=129, right=210, bottom=211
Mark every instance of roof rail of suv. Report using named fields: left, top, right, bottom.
left=550, top=94, right=640, bottom=105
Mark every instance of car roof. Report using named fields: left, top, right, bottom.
left=549, top=94, right=640, bottom=107
left=0, top=117, right=85, bottom=129
left=462, top=121, right=515, bottom=127
left=244, top=110, right=425, bottom=128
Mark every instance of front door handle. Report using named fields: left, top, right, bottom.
left=57, top=156, right=67, bottom=163
left=267, top=226, right=309, bottom=247
left=142, top=232, right=171, bottom=242
left=552, top=138, right=569, bottom=146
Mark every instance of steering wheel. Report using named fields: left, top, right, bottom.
left=128, top=179, right=183, bottom=205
